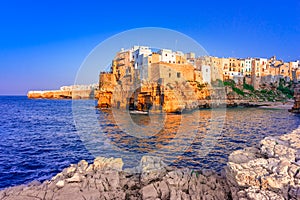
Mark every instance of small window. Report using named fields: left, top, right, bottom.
left=165, top=54, right=167, bottom=56
left=206, top=69, right=208, bottom=73
left=169, top=73, right=171, bottom=78
left=177, top=72, right=181, bottom=78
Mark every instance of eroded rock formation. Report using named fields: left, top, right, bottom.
left=226, top=127, right=300, bottom=200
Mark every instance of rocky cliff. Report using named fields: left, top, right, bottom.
left=1, top=127, right=300, bottom=200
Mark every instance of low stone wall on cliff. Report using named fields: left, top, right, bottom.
left=1, top=127, right=300, bottom=200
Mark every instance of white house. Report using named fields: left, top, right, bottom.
left=202, top=65, right=211, bottom=84
left=131, top=46, right=152, bottom=69
left=158, top=49, right=176, bottom=64
left=290, top=61, right=299, bottom=70
left=244, top=58, right=253, bottom=76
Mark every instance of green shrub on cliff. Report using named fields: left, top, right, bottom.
left=223, top=79, right=235, bottom=87
left=232, top=87, right=245, bottom=96
left=277, top=86, right=293, bottom=98
left=243, top=83, right=254, bottom=92
left=277, top=79, right=294, bottom=99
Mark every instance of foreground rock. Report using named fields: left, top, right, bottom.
left=1, top=127, right=300, bottom=200
left=226, top=127, right=300, bottom=200
left=0, top=156, right=230, bottom=200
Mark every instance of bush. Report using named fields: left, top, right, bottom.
left=260, top=89, right=267, bottom=94
left=277, top=84, right=294, bottom=99
left=267, top=90, right=274, bottom=95
left=233, top=87, right=245, bottom=96
left=243, top=83, right=254, bottom=92
left=223, top=79, right=235, bottom=87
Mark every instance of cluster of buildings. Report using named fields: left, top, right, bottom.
left=97, top=45, right=300, bottom=112
left=103, top=45, right=299, bottom=87
left=199, top=56, right=300, bottom=87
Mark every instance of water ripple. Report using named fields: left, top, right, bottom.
left=0, top=96, right=299, bottom=190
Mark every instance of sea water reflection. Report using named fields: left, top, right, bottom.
left=73, top=100, right=300, bottom=171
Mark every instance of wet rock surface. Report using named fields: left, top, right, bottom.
left=1, top=127, right=300, bottom=200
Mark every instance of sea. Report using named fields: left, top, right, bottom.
left=0, top=96, right=299, bottom=189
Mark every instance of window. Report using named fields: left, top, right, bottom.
left=165, top=54, right=167, bottom=56
left=206, top=69, right=208, bottom=73
left=177, top=72, right=181, bottom=78
left=169, top=73, right=171, bottom=78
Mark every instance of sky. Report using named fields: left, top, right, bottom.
left=0, top=0, right=299, bottom=95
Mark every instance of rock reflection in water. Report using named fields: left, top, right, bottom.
left=97, top=108, right=225, bottom=169
left=90, top=107, right=300, bottom=171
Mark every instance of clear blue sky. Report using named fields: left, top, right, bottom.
left=0, top=0, right=299, bottom=95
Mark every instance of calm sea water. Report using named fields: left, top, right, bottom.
left=0, top=96, right=299, bottom=189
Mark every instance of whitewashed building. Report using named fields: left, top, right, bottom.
left=202, top=65, right=211, bottom=84
left=158, top=49, right=176, bottom=64
left=244, top=58, right=253, bottom=76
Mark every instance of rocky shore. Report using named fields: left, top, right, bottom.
left=1, top=127, right=300, bottom=200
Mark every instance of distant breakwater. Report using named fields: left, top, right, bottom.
left=27, top=90, right=94, bottom=99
